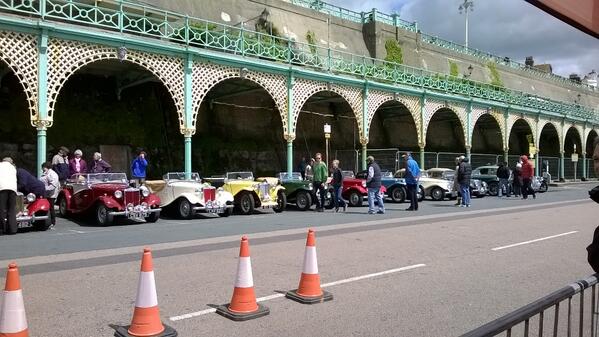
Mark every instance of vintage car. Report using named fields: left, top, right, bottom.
left=356, top=170, right=407, bottom=203
left=427, top=168, right=488, bottom=198
left=145, top=172, right=234, bottom=219
left=57, top=173, right=161, bottom=226
left=14, top=192, right=51, bottom=232
left=278, top=172, right=313, bottom=211
left=471, top=165, right=502, bottom=196
left=206, top=172, right=286, bottom=215
left=394, top=169, right=453, bottom=201
left=341, top=171, right=387, bottom=207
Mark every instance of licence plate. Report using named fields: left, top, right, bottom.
left=128, top=212, right=147, bottom=221
left=207, top=208, right=222, bottom=214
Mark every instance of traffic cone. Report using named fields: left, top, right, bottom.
left=0, top=263, right=28, bottom=337
left=286, top=229, right=333, bottom=304
left=114, top=248, right=177, bottom=337
left=216, top=236, right=269, bottom=321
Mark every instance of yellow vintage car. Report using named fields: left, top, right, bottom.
left=205, top=172, right=286, bottom=215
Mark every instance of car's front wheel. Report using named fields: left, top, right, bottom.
left=237, top=192, right=255, bottom=215
left=218, top=207, right=233, bottom=217
left=295, top=190, right=312, bottom=211
left=58, top=195, right=69, bottom=218
left=539, top=182, right=548, bottom=193
left=431, top=187, right=445, bottom=201
left=145, top=211, right=160, bottom=223
left=34, top=213, right=52, bottom=231
left=348, top=191, right=362, bottom=207
left=273, top=191, right=286, bottom=213
left=95, top=204, right=112, bottom=226
left=177, top=198, right=193, bottom=219
left=488, top=182, right=499, bottom=196
left=390, top=186, right=406, bottom=203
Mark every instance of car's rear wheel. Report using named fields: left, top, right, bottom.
left=34, top=212, right=52, bottom=231
left=273, top=191, right=286, bottom=213
left=145, top=210, right=160, bottom=223
left=348, top=191, right=362, bottom=207
left=295, top=190, right=312, bottom=211
left=237, top=192, right=255, bottom=215
left=95, top=204, right=111, bottom=226
left=539, top=182, right=548, bottom=193
left=58, top=195, right=69, bottom=217
left=390, top=186, right=406, bottom=203
left=488, top=182, right=499, bottom=196
left=431, top=187, right=445, bottom=201
left=324, top=188, right=335, bottom=209
left=177, top=198, right=193, bottom=219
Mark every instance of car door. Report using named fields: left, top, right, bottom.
left=71, top=181, right=92, bottom=211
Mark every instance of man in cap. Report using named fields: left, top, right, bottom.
left=457, top=155, right=472, bottom=207
left=52, top=146, right=70, bottom=183
left=366, top=156, right=384, bottom=214
left=403, top=152, right=421, bottom=211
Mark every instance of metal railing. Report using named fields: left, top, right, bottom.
left=462, top=273, right=599, bottom=337
left=0, top=0, right=595, bottom=122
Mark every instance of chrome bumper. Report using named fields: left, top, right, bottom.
left=16, top=214, right=49, bottom=228
left=110, top=207, right=161, bottom=217
left=193, top=204, right=234, bottom=213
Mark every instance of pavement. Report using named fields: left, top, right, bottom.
left=0, top=183, right=597, bottom=336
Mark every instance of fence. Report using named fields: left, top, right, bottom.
left=461, top=273, right=599, bottom=337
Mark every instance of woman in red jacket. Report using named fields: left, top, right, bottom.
left=520, top=155, right=536, bottom=199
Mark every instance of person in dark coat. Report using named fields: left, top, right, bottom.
left=496, top=162, right=511, bottom=197
left=297, top=157, right=307, bottom=180
left=16, top=167, right=46, bottom=198
left=366, top=156, right=384, bottom=214
left=331, top=159, right=346, bottom=212
left=457, top=155, right=472, bottom=207
left=90, top=152, right=111, bottom=173
left=52, top=146, right=70, bottom=183
left=587, top=137, right=599, bottom=272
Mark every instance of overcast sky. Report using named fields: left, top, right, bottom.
left=325, top=0, right=598, bottom=78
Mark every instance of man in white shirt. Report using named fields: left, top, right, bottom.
left=41, top=161, right=60, bottom=227
left=0, top=157, right=18, bottom=234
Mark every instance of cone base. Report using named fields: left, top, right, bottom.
left=285, top=289, right=333, bottom=304
left=216, top=303, right=269, bottom=321
left=114, top=324, right=177, bottom=337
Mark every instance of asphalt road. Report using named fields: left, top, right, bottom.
left=0, top=182, right=597, bottom=336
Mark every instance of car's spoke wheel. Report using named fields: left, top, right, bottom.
left=431, top=187, right=444, bottom=201
left=296, top=191, right=312, bottom=211
left=34, top=212, right=52, bottom=231
left=218, top=207, right=233, bottom=217
left=177, top=198, right=193, bottom=219
left=324, top=188, right=335, bottom=209
left=488, top=183, right=499, bottom=196
left=237, top=193, right=255, bottom=215
left=349, top=191, right=362, bottom=207
left=145, top=211, right=160, bottom=223
left=391, top=187, right=405, bottom=203
left=539, top=182, right=548, bottom=193
left=95, top=204, right=111, bottom=226
left=274, top=191, right=286, bottom=213
left=58, top=196, right=68, bottom=217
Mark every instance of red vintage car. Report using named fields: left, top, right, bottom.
left=57, top=173, right=161, bottom=226
left=15, top=193, right=52, bottom=231
left=340, top=171, right=387, bottom=207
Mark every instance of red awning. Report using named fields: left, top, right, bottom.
left=526, top=0, right=599, bottom=39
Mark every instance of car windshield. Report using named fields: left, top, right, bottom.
left=279, top=172, right=302, bottom=180
left=226, top=172, right=254, bottom=180
left=472, top=169, right=481, bottom=175
left=70, top=173, right=128, bottom=184
left=381, top=171, right=394, bottom=178
left=164, top=172, right=201, bottom=181
left=342, top=171, right=355, bottom=178
left=427, top=170, right=446, bottom=179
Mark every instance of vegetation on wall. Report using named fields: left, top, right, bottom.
left=306, top=30, right=317, bottom=54
left=487, top=62, right=503, bottom=87
left=449, top=61, right=459, bottom=77
left=384, top=39, right=403, bottom=64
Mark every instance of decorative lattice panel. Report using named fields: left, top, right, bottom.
left=46, top=39, right=185, bottom=129
left=471, top=106, right=506, bottom=149
left=423, top=99, right=468, bottom=146
left=537, top=119, right=562, bottom=152
left=291, top=78, right=363, bottom=141
left=366, top=90, right=421, bottom=143
left=0, top=30, right=38, bottom=125
left=190, top=62, right=287, bottom=137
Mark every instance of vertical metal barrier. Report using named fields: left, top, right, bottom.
left=334, top=149, right=359, bottom=173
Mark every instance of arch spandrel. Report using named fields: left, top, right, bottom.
left=470, top=106, right=505, bottom=148
left=191, top=62, right=288, bottom=137
left=0, top=30, right=39, bottom=125
left=291, top=78, right=363, bottom=141
left=366, top=90, right=421, bottom=144
left=423, top=99, right=468, bottom=146
left=46, top=39, right=185, bottom=130
left=507, top=114, right=537, bottom=147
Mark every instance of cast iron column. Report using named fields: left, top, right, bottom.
left=36, top=31, right=49, bottom=177
left=286, top=72, right=295, bottom=176
left=183, top=54, right=194, bottom=179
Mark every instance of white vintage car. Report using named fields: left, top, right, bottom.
left=395, top=168, right=454, bottom=201
left=145, top=172, right=234, bottom=219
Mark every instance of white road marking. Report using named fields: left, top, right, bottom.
left=69, top=230, right=86, bottom=234
left=491, top=231, right=579, bottom=251
left=168, top=263, right=426, bottom=321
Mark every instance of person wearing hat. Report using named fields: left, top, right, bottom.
left=457, top=155, right=472, bottom=207
left=52, top=146, right=70, bottom=183
left=69, top=149, right=87, bottom=176
left=0, top=157, right=17, bottom=234
left=366, top=155, right=384, bottom=214
left=403, top=152, right=421, bottom=211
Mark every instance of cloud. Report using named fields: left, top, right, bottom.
left=326, top=0, right=598, bottom=77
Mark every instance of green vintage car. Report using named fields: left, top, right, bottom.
left=205, top=172, right=286, bottom=215
left=278, top=172, right=313, bottom=211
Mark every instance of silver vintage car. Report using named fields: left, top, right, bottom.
left=145, top=172, right=234, bottom=219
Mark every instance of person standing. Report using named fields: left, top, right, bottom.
left=520, top=155, right=536, bottom=199
left=90, top=152, right=111, bottom=173
left=52, top=146, right=70, bottom=183
left=305, top=158, right=315, bottom=181
left=17, top=167, right=46, bottom=197
left=312, top=153, right=328, bottom=212
left=68, top=149, right=87, bottom=176
left=403, top=152, right=420, bottom=211
left=586, top=137, right=599, bottom=271
left=497, top=162, right=511, bottom=197
left=366, top=156, right=384, bottom=214
left=331, top=159, right=346, bottom=212
left=131, top=150, right=148, bottom=185
left=458, top=155, right=472, bottom=207
left=40, top=162, right=60, bottom=228
left=453, top=157, right=461, bottom=206
left=512, top=161, right=523, bottom=197
left=297, top=157, right=307, bottom=180
left=0, top=157, right=17, bottom=235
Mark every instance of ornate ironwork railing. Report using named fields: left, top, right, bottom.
left=0, top=0, right=596, bottom=122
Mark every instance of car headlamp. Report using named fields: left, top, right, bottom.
left=114, top=190, right=123, bottom=199
left=26, top=193, right=36, bottom=203
left=140, top=186, right=150, bottom=197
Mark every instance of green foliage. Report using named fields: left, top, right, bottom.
left=487, top=62, right=503, bottom=87
left=306, top=30, right=317, bottom=54
left=449, top=61, right=459, bottom=77
left=384, top=39, right=403, bottom=64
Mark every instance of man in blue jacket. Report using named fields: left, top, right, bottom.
left=131, top=150, right=148, bottom=186
left=403, top=152, right=421, bottom=211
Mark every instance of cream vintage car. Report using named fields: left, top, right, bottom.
left=206, top=172, right=286, bottom=215
left=145, top=172, right=234, bottom=219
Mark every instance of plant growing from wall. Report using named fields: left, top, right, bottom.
left=449, top=61, right=459, bottom=77
left=487, top=61, right=503, bottom=87
left=306, top=30, right=317, bottom=55
left=384, top=39, right=403, bottom=64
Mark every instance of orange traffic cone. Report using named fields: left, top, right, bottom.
left=286, top=229, right=333, bottom=304
left=216, top=236, right=269, bottom=321
left=0, top=263, right=28, bottom=337
left=114, top=248, right=177, bottom=337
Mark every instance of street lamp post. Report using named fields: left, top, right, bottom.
left=324, top=124, right=331, bottom=168
left=458, top=0, right=474, bottom=48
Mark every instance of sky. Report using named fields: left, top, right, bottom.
left=325, top=0, right=598, bottom=78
